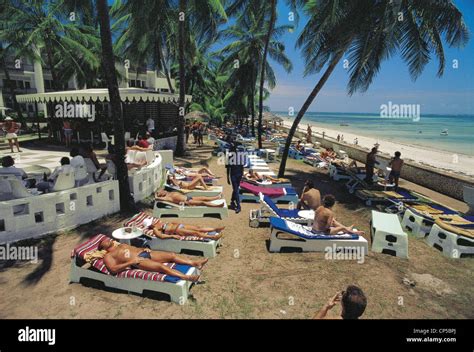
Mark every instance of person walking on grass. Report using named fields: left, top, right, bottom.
left=314, top=285, right=367, bottom=319
left=226, top=142, right=246, bottom=214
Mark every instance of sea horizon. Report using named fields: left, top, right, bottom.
left=273, top=110, right=474, bottom=157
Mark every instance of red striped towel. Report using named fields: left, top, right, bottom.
left=72, top=234, right=179, bottom=282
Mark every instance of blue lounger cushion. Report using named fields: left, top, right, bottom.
left=270, top=217, right=359, bottom=240
left=263, top=195, right=301, bottom=218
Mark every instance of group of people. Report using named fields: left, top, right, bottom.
left=298, top=180, right=364, bottom=236
left=364, top=147, right=404, bottom=190
left=185, top=120, right=206, bottom=146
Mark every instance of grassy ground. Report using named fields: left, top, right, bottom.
left=0, top=141, right=473, bottom=319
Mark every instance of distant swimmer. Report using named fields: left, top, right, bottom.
left=418, top=130, right=422, bottom=134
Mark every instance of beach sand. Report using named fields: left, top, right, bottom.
left=279, top=116, right=474, bottom=178
left=0, top=142, right=473, bottom=319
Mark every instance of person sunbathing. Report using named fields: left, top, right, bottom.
left=98, top=238, right=206, bottom=281
left=174, top=166, right=216, bottom=178
left=295, top=140, right=304, bottom=152
left=321, top=148, right=337, bottom=161
left=155, top=190, right=225, bottom=207
left=312, top=195, right=365, bottom=235
left=244, top=169, right=282, bottom=183
left=297, top=180, right=321, bottom=210
left=167, top=174, right=209, bottom=190
left=145, top=219, right=224, bottom=240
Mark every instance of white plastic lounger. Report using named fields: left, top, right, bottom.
left=70, top=234, right=199, bottom=304
left=401, top=203, right=459, bottom=238
left=239, top=183, right=298, bottom=204
left=425, top=218, right=474, bottom=259
left=124, top=212, right=221, bottom=257
left=164, top=183, right=223, bottom=197
left=370, top=211, right=408, bottom=258
left=249, top=193, right=311, bottom=227
left=153, top=199, right=228, bottom=219
left=269, top=217, right=368, bottom=253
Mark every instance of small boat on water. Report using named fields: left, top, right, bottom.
left=440, top=129, right=448, bottom=136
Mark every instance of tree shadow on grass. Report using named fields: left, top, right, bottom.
left=22, top=235, right=57, bottom=286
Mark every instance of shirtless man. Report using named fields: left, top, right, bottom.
left=155, top=190, right=224, bottom=207
left=388, top=151, right=404, bottom=190
left=312, top=195, right=364, bottom=235
left=297, top=180, right=321, bottom=210
left=167, top=174, right=209, bottom=190
left=98, top=238, right=207, bottom=281
left=148, top=221, right=224, bottom=240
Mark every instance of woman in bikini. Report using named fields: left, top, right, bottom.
left=167, top=174, right=209, bottom=190
left=149, top=221, right=224, bottom=240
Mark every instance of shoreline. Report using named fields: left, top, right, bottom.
left=277, top=115, right=474, bottom=178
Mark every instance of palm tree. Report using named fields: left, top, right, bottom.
left=220, top=8, right=292, bottom=136
left=3, top=0, right=100, bottom=91
left=278, top=0, right=469, bottom=177
left=112, top=0, right=176, bottom=93
left=96, top=0, right=134, bottom=211
left=174, top=0, right=227, bottom=156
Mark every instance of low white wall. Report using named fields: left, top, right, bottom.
left=128, top=153, right=164, bottom=202
left=156, top=150, right=173, bottom=168
left=0, top=180, right=120, bottom=244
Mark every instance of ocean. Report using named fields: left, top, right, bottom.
left=274, top=111, right=474, bottom=156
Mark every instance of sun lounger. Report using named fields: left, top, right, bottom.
left=164, top=182, right=223, bottom=197
left=69, top=234, right=199, bottom=303
left=303, top=154, right=328, bottom=168
left=153, top=198, right=228, bottom=219
left=269, top=217, right=368, bottom=253
left=243, top=178, right=292, bottom=188
left=401, top=202, right=460, bottom=238
left=239, top=181, right=298, bottom=204
left=124, top=212, right=221, bottom=257
left=370, top=211, right=408, bottom=258
left=344, top=168, right=382, bottom=194
left=249, top=193, right=311, bottom=227
left=329, top=162, right=368, bottom=181
left=356, top=188, right=431, bottom=206
left=425, top=216, right=474, bottom=258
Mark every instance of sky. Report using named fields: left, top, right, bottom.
left=265, top=0, right=474, bottom=115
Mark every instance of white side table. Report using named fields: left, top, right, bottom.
left=112, top=227, right=143, bottom=245
left=298, top=210, right=315, bottom=226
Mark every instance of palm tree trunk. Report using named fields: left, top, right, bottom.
left=175, top=0, right=186, bottom=156
left=250, top=68, right=256, bottom=136
left=1, top=57, right=24, bottom=119
left=156, top=38, right=174, bottom=93
left=278, top=51, right=345, bottom=178
left=96, top=0, right=135, bottom=212
left=45, top=36, right=61, bottom=91
left=258, top=0, right=276, bottom=149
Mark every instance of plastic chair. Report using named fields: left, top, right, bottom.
left=52, top=170, right=76, bottom=192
